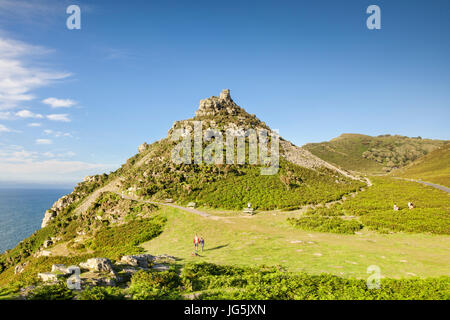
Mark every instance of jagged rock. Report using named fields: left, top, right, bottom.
left=120, top=254, right=154, bottom=268
left=153, top=254, right=176, bottom=264
left=43, top=240, right=53, bottom=248
left=14, top=262, right=28, bottom=275
left=41, top=195, right=76, bottom=228
left=38, top=272, right=62, bottom=282
left=138, top=143, right=149, bottom=153
left=41, top=210, right=57, bottom=228
left=195, top=89, right=237, bottom=117
left=79, top=271, right=117, bottom=287
left=152, top=264, right=170, bottom=272
left=35, top=250, right=52, bottom=257
left=79, top=258, right=114, bottom=273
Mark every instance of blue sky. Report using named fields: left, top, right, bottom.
left=0, top=0, right=449, bottom=186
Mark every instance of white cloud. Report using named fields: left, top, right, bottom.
left=0, top=144, right=116, bottom=183
left=15, top=109, right=43, bottom=118
left=43, top=129, right=73, bottom=138
left=0, top=37, right=71, bottom=110
left=0, top=111, right=13, bottom=120
left=0, top=159, right=116, bottom=184
left=27, top=122, right=42, bottom=127
left=46, top=114, right=71, bottom=122
left=42, top=97, right=77, bottom=108
left=36, top=138, right=52, bottom=145
left=0, top=124, right=11, bottom=133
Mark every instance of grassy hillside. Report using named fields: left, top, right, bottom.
left=303, top=134, right=445, bottom=174
left=1, top=90, right=448, bottom=300
left=392, top=143, right=450, bottom=187
left=288, top=177, right=450, bottom=235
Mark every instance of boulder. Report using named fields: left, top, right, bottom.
left=38, top=272, right=61, bottom=282
left=152, top=264, right=170, bottom=272
left=43, top=240, right=53, bottom=248
left=120, top=254, right=154, bottom=268
left=153, top=254, right=176, bottom=264
left=79, top=258, right=114, bottom=273
left=79, top=271, right=117, bottom=287
left=14, top=262, right=28, bottom=275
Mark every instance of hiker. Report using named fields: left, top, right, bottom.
left=193, top=234, right=199, bottom=253
left=248, top=202, right=251, bottom=209
left=393, top=204, right=399, bottom=211
left=408, top=202, right=414, bottom=209
left=200, top=237, right=205, bottom=252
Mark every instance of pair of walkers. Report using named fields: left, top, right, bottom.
left=193, top=234, right=205, bottom=253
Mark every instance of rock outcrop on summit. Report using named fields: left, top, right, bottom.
left=39, top=89, right=365, bottom=227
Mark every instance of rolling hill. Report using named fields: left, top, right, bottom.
left=303, top=133, right=446, bottom=174
left=391, top=143, right=450, bottom=187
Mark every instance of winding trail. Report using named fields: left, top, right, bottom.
left=393, top=177, right=450, bottom=194
left=74, top=177, right=373, bottom=220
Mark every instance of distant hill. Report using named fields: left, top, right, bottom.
left=391, top=143, right=450, bottom=187
left=303, top=133, right=446, bottom=174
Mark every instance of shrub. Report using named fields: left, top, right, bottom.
left=128, top=269, right=182, bottom=300
left=78, top=286, right=124, bottom=300
left=28, top=282, right=74, bottom=300
left=287, top=217, right=363, bottom=234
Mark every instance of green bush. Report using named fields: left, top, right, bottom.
left=89, top=215, right=166, bottom=259
left=78, top=286, right=124, bottom=300
left=287, top=217, right=363, bottom=234
left=128, top=269, right=182, bottom=300
left=181, top=262, right=450, bottom=300
left=28, top=282, right=74, bottom=300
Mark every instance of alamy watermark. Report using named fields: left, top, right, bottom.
left=366, top=265, right=382, bottom=289
left=170, top=121, right=280, bottom=175
left=66, top=5, right=81, bottom=30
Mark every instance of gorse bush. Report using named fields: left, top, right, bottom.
left=128, top=269, right=182, bottom=300
left=119, top=138, right=365, bottom=211
left=287, top=217, right=363, bottom=234
left=78, top=286, right=124, bottom=300
left=28, top=282, right=74, bottom=300
left=288, top=177, right=450, bottom=235
left=180, top=263, right=450, bottom=300
left=88, top=215, right=166, bottom=259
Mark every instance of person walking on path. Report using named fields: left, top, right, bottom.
left=193, top=234, right=199, bottom=253
left=200, top=237, right=205, bottom=252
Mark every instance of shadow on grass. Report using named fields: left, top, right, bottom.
left=204, top=244, right=229, bottom=251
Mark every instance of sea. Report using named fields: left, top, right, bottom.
left=0, top=188, right=71, bottom=253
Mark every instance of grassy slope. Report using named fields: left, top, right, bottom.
left=142, top=206, right=450, bottom=279
left=392, top=143, right=450, bottom=187
left=303, top=134, right=445, bottom=174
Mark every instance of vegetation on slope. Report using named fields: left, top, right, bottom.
left=392, top=143, right=450, bottom=187
left=304, top=134, right=445, bottom=174
left=120, top=138, right=365, bottom=210
left=5, top=262, right=448, bottom=300
left=289, top=177, right=450, bottom=235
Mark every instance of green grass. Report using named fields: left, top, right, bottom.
left=287, top=216, right=363, bottom=234
left=180, top=263, right=450, bottom=300
left=141, top=206, right=450, bottom=279
left=392, top=143, right=450, bottom=187
left=304, top=134, right=445, bottom=174
left=312, top=177, right=450, bottom=235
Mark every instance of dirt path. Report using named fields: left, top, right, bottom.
left=393, top=177, right=450, bottom=194
left=74, top=179, right=121, bottom=215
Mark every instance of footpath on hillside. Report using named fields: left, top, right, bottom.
left=393, top=177, right=450, bottom=194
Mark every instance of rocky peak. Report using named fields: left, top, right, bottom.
left=195, top=89, right=237, bottom=117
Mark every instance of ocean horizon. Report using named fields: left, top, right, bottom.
left=0, top=188, right=71, bottom=253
